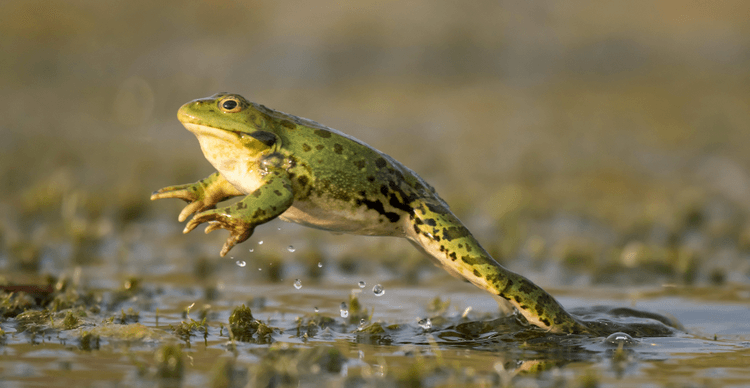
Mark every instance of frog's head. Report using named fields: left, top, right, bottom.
left=178, top=92, right=279, bottom=152
left=178, top=92, right=278, bottom=143
left=178, top=93, right=281, bottom=173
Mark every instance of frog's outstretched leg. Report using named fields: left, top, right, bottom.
left=407, top=199, right=588, bottom=334
left=151, top=172, right=244, bottom=222
left=184, top=170, right=294, bottom=257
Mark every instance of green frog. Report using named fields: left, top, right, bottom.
left=152, top=92, right=589, bottom=334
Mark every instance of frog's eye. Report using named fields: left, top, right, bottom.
left=219, top=97, right=242, bottom=113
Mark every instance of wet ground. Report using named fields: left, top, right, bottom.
left=2, top=217, right=750, bottom=387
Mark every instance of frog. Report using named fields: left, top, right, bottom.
left=151, top=92, right=589, bottom=334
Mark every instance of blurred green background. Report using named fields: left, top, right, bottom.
left=2, top=0, right=750, bottom=286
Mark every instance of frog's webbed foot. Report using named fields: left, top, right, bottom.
left=185, top=209, right=256, bottom=257
left=151, top=173, right=244, bottom=222
left=182, top=171, right=294, bottom=257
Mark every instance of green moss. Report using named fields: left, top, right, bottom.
left=78, top=330, right=100, bottom=351
left=227, top=304, right=277, bottom=343
left=91, top=323, right=162, bottom=342
left=170, top=316, right=207, bottom=343
left=0, top=291, right=37, bottom=318
left=119, top=307, right=140, bottom=324
left=61, top=310, right=80, bottom=330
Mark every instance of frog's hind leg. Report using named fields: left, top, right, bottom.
left=408, top=238, right=516, bottom=316
left=405, top=200, right=587, bottom=334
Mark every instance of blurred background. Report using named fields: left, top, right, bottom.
left=2, top=0, right=750, bottom=289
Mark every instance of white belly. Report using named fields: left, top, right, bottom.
left=279, top=197, right=406, bottom=237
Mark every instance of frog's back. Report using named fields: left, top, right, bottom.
left=257, top=104, right=444, bottom=237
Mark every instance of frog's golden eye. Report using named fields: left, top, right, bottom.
left=219, top=97, right=242, bottom=113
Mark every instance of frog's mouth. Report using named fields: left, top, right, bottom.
left=182, top=123, right=242, bottom=142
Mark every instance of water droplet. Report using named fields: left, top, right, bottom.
left=248, top=248, right=254, bottom=253
left=314, top=307, right=319, bottom=313
left=340, top=302, right=349, bottom=318
left=258, top=240, right=263, bottom=245
left=358, top=350, right=365, bottom=359
left=287, top=245, right=296, bottom=252
left=258, top=268, right=262, bottom=271
left=418, top=318, right=432, bottom=330
left=277, top=227, right=282, bottom=231
left=358, top=281, right=366, bottom=288
left=372, top=284, right=385, bottom=296
left=236, top=260, right=246, bottom=267
left=357, top=318, right=366, bottom=331
left=294, top=279, right=302, bottom=289
left=605, top=332, right=637, bottom=346
left=317, top=262, right=323, bottom=268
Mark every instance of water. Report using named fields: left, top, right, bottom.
left=293, top=279, right=302, bottom=289
left=288, top=245, right=295, bottom=252
left=372, top=284, right=385, bottom=296
left=236, top=260, right=246, bottom=267
left=358, top=281, right=366, bottom=288
left=1, top=266, right=749, bottom=387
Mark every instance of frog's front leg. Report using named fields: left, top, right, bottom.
left=151, top=172, right=245, bottom=222
left=184, top=170, right=294, bottom=257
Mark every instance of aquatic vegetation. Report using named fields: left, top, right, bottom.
left=228, top=304, right=277, bottom=343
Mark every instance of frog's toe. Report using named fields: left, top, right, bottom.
left=204, top=221, right=223, bottom=234
left=178, top=201, right=206, bottom=222
left=219, top=227, right=254, bottom=257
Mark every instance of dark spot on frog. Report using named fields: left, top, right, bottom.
left=367, top=176, right=375, bottom=182
left=449, top=252, right=457, bottom=261
left=424, top=218, right=436, bottom=227
left=466, top=245, right=472, bottom=252
left=473, top=269, right=482, bottom=278
left=334, top=144, right=343, bottom=154
left=517, top=279, right=536, bottom=295
left=273, top=190, right=282, bottom=196
left=414, top=218, right=424, bottom=225
left=248, top=131, right=277, bottom=147
left=236, top=202, right=247, bottom=210
left=314, top=129, right=332, bottom=138
left=252, top=208, right=267, bottom=218
left=297, top=175, right=309, bottom=187
left=252, top=191, right=262, bottom=198
left=458, top=243, right=463, bottom=248
left=354, top=160, right=366, bottom=170
left=316, top=144, right=324, bottom=151
left=380, top=185, right=389, bottom=196
left=280, top=120, right=295, bottom=129
left=355, top=196, right=400, bottom=223
left=375, top=157, right=387, bottom=169
left=442, top=226, right=470, bottom=241
left=302, top=144, right=312, bottom=152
